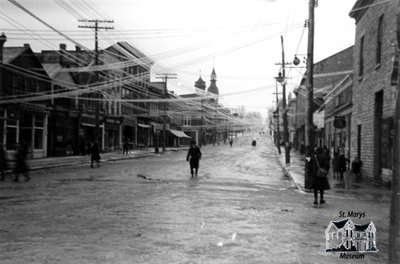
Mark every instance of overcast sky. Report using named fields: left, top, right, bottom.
left=0, top=0, right=356, bottom=116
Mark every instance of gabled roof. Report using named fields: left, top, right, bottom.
left=354, top=221, right=375, bottom=232
left=42, top=63, right=77, bottom=88
left=106, top=42, right=154, bottom=67
left=42, top=63, right=62, bottom=78
left=3, top=46, right=29, bottom=64
left=332, top=218, right=353, bottom=229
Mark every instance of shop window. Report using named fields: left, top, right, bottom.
left=33, top=115, right=45, bottom=150
left=6, top=127, right=17, bottom=150
left=34, top=129, right=43, bottom=149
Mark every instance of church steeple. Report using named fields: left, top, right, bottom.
left=207, top=67, right=219, bottom=95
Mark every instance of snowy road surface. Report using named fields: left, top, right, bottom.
left=0, top=134, right=390, bottom=263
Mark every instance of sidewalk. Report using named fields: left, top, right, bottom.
left=5, top=147, right=188, bottom=172
left=277, top=147, right=391, bottom=199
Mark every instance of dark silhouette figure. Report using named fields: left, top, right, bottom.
left=14, top=142, right=30, bottom=182
left=186, top=140, right=202, bottom=177
left=123, top=140, right=129, bottom=155
left=90, top=142, right=101, bottom=168
left=338, top=152, right=350, bottom=180
left=309, top=147, right=330, bottom=205
left=0, top=143, right=7, bottom=181
left=351, top=157, right=363, bottom=182
left=229, top=139, right=233, bottom=147
left=332, top=151, right=340, bottom=179
left=87, top=141, right=92, bottom=157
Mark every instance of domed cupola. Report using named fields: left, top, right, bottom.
left=194, top=75, right=206, bottom=91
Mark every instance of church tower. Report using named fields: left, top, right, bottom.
left=194, top=74, right=206, bottom=91
left=207, top=67, right=219, bottom=103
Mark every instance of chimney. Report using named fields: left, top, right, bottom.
left=59, top=43, right=66, bottom=65
left=0, top=33, right=7, bottom=64
left=23, top=43, right=30, bottom=48
left=75, top=45, right=81, bottom=52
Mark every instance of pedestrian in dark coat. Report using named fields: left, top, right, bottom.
left=90, top=142, right=101, bottom=168
left=309, top=147, right=330, bottom=205
left=186, top=140, right=202, bottom=177
left=0, top=143, right=7, bottom=181
left=14, top=142, right=30, bottom=182
left=123, top=140, right=129, bottom=155
left=351, top=157, right=363, bottom=183
left=229, top=139, right=233, bottom=147
left=338, top=151, right=350, bottom=180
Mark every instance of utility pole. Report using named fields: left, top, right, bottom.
left=78, top=19, right=114, bottom=147
left=274, top=81, right=281, bottom=154
left=390, top=1, right=400, bottom=262
left=156, top=73, right=177, bottom=152
left=304, top=0, right=315, bottom=190
left=280, top=35, right=290, bottom=164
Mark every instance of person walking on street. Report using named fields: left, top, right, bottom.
left=122, top=140, right=129, bottom=155
left=186, top=140, right=202, bottom=177
left=90, top=141, right=101, bottom=168
left=13, top=142, right=30, bottom=182
left=229, top=138, right=233, bottom=147
left=338, top=150, right=350, bottom=180
left=351, top=157, right=363, bottom=183
left=309, top=147, right=330, bottom=205
left=0, top=143, right=7, bottom=181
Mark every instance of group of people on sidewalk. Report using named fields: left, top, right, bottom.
left=0, top=142, right=30, bottom=182
left=308, top=146, right=363, bottom=205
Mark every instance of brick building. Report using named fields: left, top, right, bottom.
left=349, top=0, right=397, bottom=184
left=293, top=46, right=353, bottom=152
left=0, top=37, right=51, bottom=159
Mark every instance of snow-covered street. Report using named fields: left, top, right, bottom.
left=0, top=134, right=390, bottom=263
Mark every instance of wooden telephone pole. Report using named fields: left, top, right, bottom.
left=156, top=73, right=177, bottom=152
left=274, top=82, right=281, bottom=154
left=304, top=0, right=315, bottom=190
left=280, top=36, right=290, bottom=164
left=78, top=19, right=114, bottom=146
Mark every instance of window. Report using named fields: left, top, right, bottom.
left=377, top=15, right=383, bottom=65
left=19, top=114, right=33, bottom=147
left=359, top=35, right=365, bottom=77
left=184, top=116, right=191, bottom=127
left=6, top=110, right=18, bottom=150
left=33, top=114, right=44, bottom=150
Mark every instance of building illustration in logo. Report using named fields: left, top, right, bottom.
left=325, top=218, right=378, bottom=252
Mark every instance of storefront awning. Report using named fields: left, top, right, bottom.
left=138, top=123, right=151, bottom=128
left=169, top=129, right=191, bottom=138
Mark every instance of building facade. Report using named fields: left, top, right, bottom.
left=349, top=0, right=397, bottom=184
left=0, top=38, right=51, bottom=159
